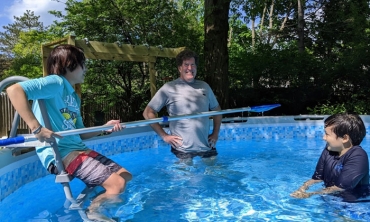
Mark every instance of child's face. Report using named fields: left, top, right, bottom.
left=65, top=64, right=86, bottom=85
left=323, top=126, right=345, bottom=152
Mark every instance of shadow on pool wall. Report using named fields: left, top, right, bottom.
left=1, top=115, right=370, bottom=202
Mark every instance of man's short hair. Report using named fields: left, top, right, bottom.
left=176, top=49, right=198, bottom=67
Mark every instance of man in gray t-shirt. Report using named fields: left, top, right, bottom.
left=143, top=49, right=222, bottom=160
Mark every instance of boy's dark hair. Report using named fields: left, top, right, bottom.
left=47, top=44, right=86, bottom=75
left=176, top=49, right=198, bottom=67
left=324, top=113, right=366, bottom=146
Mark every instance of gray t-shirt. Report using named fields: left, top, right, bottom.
left=148, top=78, right=219, bottom=152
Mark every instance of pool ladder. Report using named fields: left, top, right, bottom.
left=0, top=76, right=92, bottom=221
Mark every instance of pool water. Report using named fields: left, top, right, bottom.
left=1, top=137, right=370, bottom=221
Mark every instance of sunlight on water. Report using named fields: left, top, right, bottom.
left=1, top=137, right=370, bottom=221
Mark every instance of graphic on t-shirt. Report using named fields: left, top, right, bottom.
left=335, top=163, right=343, bottom=172
left=60, top=108, right=77, bottom=130
left=64, top=95, right=80, bottom=112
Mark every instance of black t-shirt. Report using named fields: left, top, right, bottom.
left=312, top=145, right=370, bottom=201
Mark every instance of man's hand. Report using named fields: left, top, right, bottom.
left=163, top=134, right=183, bottom=148
left=208, top=133, right=219, bottom=148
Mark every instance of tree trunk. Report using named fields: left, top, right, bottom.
left=259, top=3, right=267, bottom=37
left=267, top=0, right=274, bottom=44
left=228, top=25, right=233, bottom=47
left=204, top=0, right=231, bottom=109
left=272, top=2, right=293, bottom=46
left=297, top=0, right=305, bottom=52
left=251, top=18, right=256, bottom=47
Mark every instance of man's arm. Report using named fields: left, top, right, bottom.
left=143, top=106, right=168, bottom=138
left=143, top=106, right=183, bottom=147
left=208, top=105, right=222, bottom=147
left=211, top=105, right=222, bottom=135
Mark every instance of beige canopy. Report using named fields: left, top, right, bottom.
left=41, top=35, right=185, bottom=97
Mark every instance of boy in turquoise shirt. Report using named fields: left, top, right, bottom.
left=6, top=44, right=131, bottom=221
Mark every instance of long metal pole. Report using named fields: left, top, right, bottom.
left=1, top=107, right=251, bottom=146
left=35, top=107, right=252, bottom=138
left=0, top=104, right=280, bottom=146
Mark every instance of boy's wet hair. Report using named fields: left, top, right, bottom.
left=176, top=49, right=199, bottom=67
left=324, top=113, right=366, bottom=145
left=47, top=44, right=86, bottom=75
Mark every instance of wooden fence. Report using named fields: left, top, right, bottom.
left=0, top=92, right=29, bottom=137
left=81, top=98, right=125, bottom=128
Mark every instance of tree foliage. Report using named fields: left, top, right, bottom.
left=49, top=0, right=204, bottom=122
left=1, top=0, right=370, bottom=119
left=0, top=10, right=59, bottom=80
left=227, top=0, right=370, bottom=115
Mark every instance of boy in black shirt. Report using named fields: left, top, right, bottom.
left=291, top=113, right=369, bottom=201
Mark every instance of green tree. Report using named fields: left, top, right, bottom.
left=50, top=0, right=204, bottom=122
left=227, top=0, right=370, bottom=115
left=0, top=10, right=58, bottom=81
left=309, top=0, right=370, bottom=114
left=0, top=10, right=43, bottom=57
left=3, top=30, right=57, bottom=79
left=0, top=55, right=11, bottom=80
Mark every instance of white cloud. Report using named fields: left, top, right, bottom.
left=5, top=0, right=65, bottom=27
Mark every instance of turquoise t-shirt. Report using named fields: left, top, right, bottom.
left=19, top=75, right=87, bottom=169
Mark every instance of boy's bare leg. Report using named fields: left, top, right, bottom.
left=87, top=168, right=132, bottom=220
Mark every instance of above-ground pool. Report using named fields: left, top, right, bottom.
left=1, top=116, right=370, bottom=221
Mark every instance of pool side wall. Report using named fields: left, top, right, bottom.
left=1, top=115, right=370, bottom=201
